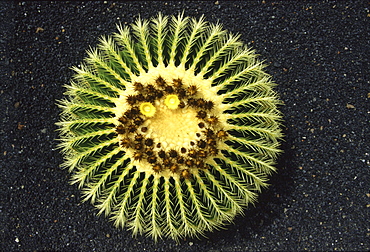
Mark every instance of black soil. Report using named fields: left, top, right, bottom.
left=1, top=1, right=369, bottom=251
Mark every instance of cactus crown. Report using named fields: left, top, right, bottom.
left=56, top=12, right=283, bottom=241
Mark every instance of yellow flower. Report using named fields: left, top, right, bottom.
left=164, top=94, right=180, bottom=110
left=139, top=102, right=156, bottom=117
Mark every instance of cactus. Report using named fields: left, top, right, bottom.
left=56, top=12, right=283, bottom=242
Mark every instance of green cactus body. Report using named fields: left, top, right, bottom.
left=56, top=13, right=283, bottom=241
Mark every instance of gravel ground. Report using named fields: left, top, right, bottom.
left=1, top=1, right=369, bottom=251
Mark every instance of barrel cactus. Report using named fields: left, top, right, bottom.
left=56, top=12, right=283, bottom=241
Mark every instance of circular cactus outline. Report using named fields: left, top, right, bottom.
left=56, top=12, right=283, bottom=241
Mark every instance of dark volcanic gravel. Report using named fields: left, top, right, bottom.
left=1, top=1, right=369, bottom=251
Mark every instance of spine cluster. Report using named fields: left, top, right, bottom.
left=115, top=75, right=228, bottom=179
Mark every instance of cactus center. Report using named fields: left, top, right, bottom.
left=114, top=66, right=228, bottom=179
left=149, top=98, right=198, bottom=148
